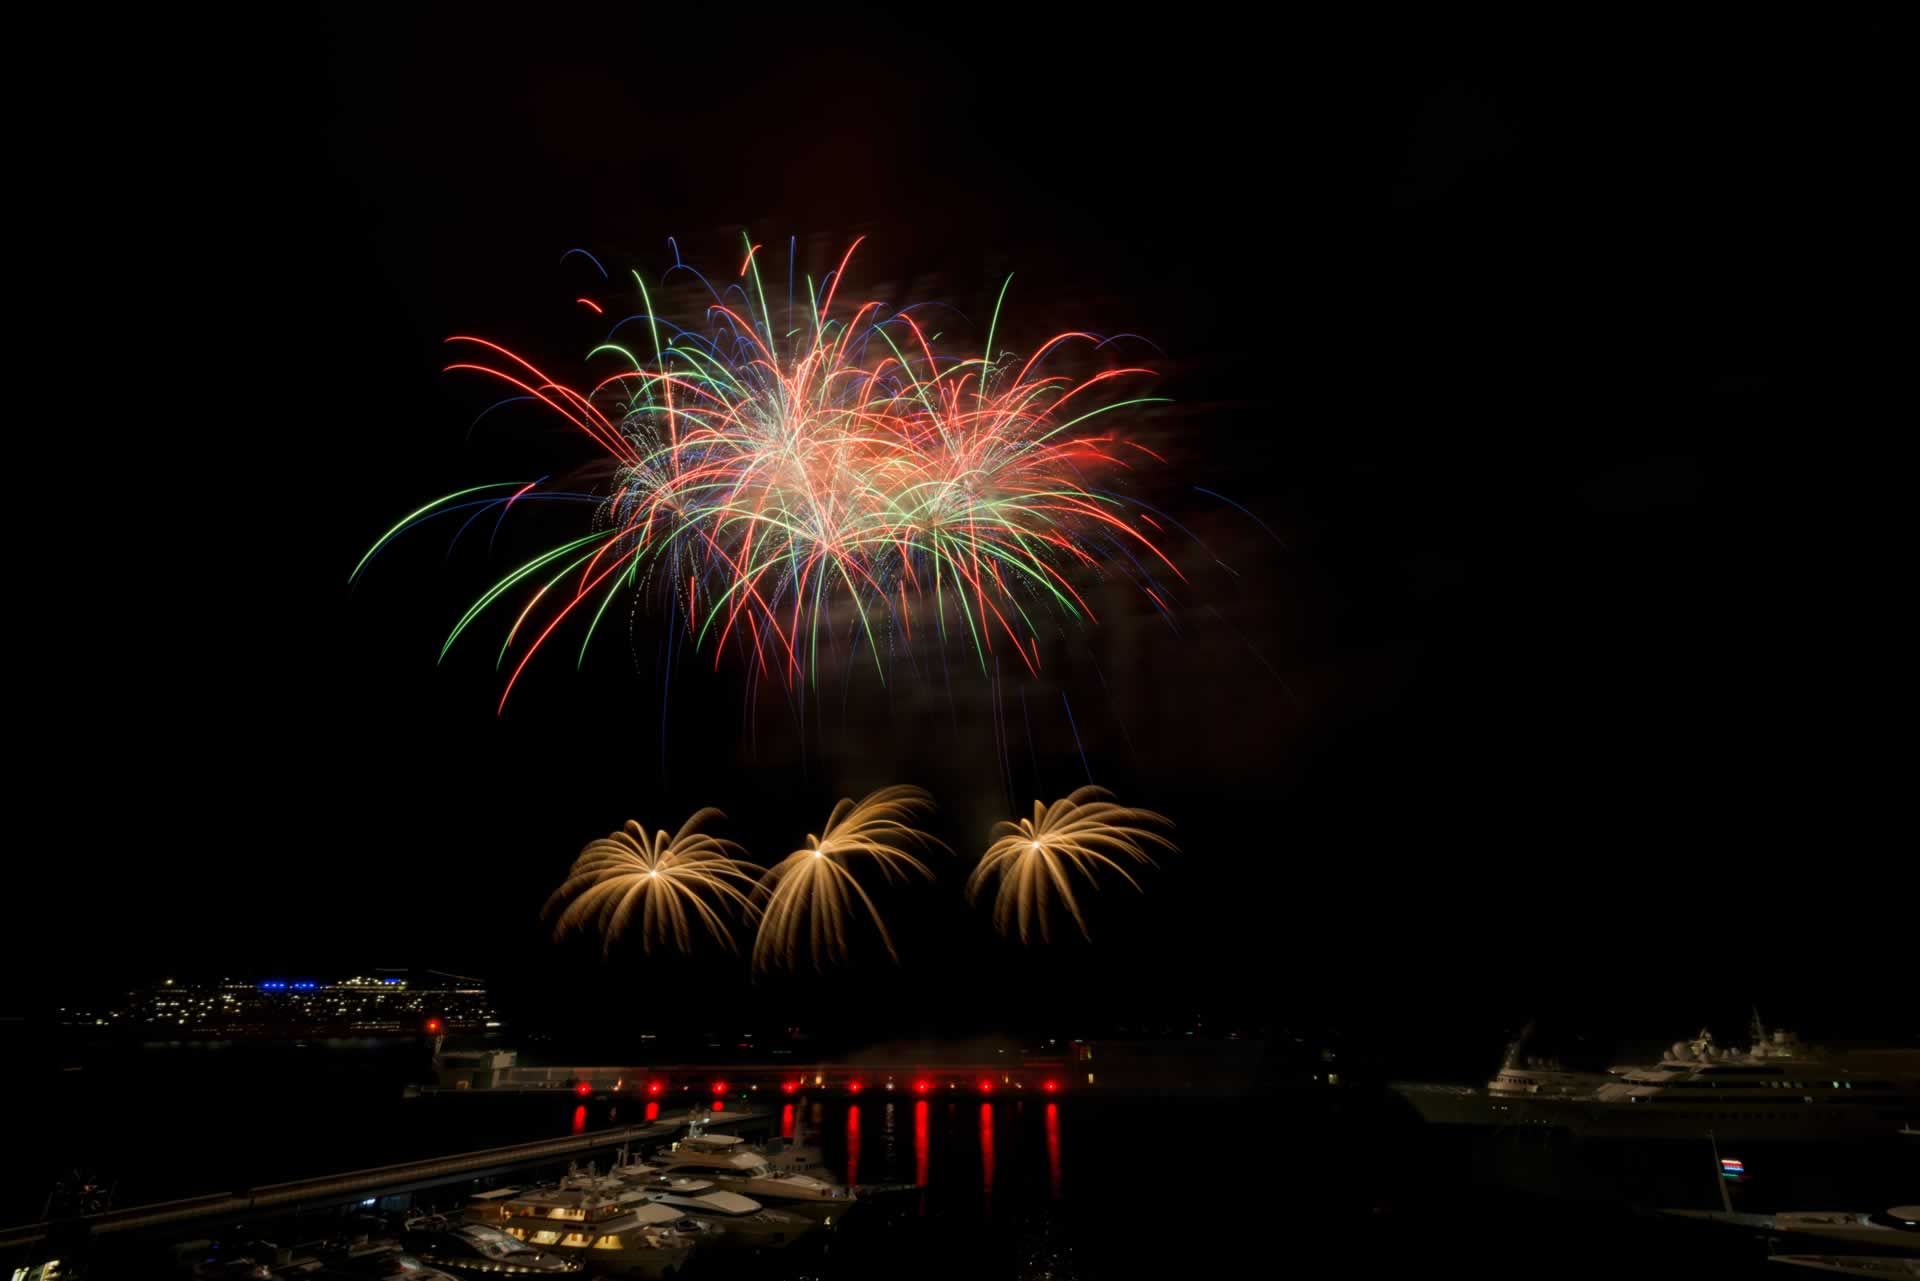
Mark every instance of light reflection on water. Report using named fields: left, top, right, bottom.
left=1045, top=1101, right=1062, bottom=1199
left=845, top=1103, right=861, bottom=1186
left=979, top=1102, right=995, bottom=1220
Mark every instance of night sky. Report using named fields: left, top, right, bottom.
left=12, top=14, right=1906, bottom=1055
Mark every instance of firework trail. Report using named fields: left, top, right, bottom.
left=752, top=784, right=944, bottom=970
left=546, top=809, right=761, bottom=954
left=967, top=787, right=1174, bottom=942
left=352, top=235, right=1181, bottom=714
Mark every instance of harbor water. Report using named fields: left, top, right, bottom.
left=9, top=1041, right=1918, bottom=1278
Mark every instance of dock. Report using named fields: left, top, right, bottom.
left=0, top=1107, right=765, bottom=1253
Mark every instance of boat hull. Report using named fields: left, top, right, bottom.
left=1393, top=1083, right=1919, bottom=1140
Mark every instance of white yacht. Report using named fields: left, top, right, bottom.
left=400, top=1221, right=584, bottom=1276
left=1393, top=1021, right=1615, bottom=1127
left=1664, top=1205, right=1920, bottom=1251
left=460, top=1173, right=698, bottom=1278
left=606, top=1154, right=815, bottom=1249
left=1404, top=1019, right=1920, bottom=1139
left=1770, top=1257, right=1920, bottom=1277
left=1485, top=1021, right=1615, bottom=1102
left=646, top=1129, right=856, bottom=1222
left=1558, top=1027, right=1920, bottom=1140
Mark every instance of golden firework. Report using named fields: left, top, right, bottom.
left=752, top=785, right=944, bottom=970
left=968, top=787, right=1175, bottom=942
left=546, top=809, right=761, bottom=955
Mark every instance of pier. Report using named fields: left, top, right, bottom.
left=0, top=1107, right=764, bottom=1254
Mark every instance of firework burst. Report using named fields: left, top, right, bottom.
left=352, top=235, right=1180, bottom=713
left=546, top=809, right=761, bottom=954
left=752, top=785, right=944, bottom=970
left=968, top=787, right=1175, bottom=942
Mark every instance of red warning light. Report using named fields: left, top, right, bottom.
left=646, top=1081, right=662, bottom=1095
left=914, top=1080, right=930, bottom=1093
left=979, top=1080, right=994, bottom=1093
left=1043, top=1080, right=1057, bottom=1092
left=849, top=1081, right=863, bottom=1094
left=782, top=1081, right=798, bottom=1093
left=425, top=1019, right=442, bottom=1033
left=711, top=1080, right=727, bottom=1095
left=576, top=1081, right=591, bottom=1097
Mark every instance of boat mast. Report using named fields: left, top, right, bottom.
left=1707, top=1132, right=1734, bottom=1215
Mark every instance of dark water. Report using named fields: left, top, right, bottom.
left=10, top=1042, right=1919, bottom=1279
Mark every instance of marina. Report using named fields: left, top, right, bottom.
left=0, top=1109, right=767, bottom=1254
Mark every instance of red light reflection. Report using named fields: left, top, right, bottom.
left=1046, top=1102, right=1062, bottom=1198
left=846, top=1104, right=861, bottom=1185
left=571, top=1105, right=586, bottom=1135
left=979, top=1103, right=995, bottom=1219
left=914, top=1100, right=929, bottom=1197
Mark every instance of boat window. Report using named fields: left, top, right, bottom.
left=530, top=1230, right=561, bottom=1245
left=593, top=1234, right=624, bottom=1249
left=561, top=1233, right=590, bottom=1248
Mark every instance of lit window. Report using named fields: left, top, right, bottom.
left=531, top=1230, right=561, bottom=1244
left=593, top=1235, right=624, bottom=1249
left=561, top=1233, right=590, bottom=1248
left=1087, top=1073, right=1095, bottom=1085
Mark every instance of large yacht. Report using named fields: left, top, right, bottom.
left=1393, top=1020, right=1615, bottom=1127
left=459, top=1173, right=698, bottom=1277
left=1665, top=1205, right=1920, bottom=1251
left=1484, top=1020, right=1616, bottom=1102
left=1400, top=1018, right=1920, bottom=1139
left=1554, top=1026, right=1920, bottom=1140
left=611, top=1162, right=816, bottom=1249
left=1770, top=1257, right=1920, bottom=1277
left=644, top=1129, right=857, bottom=1222
left=400, top=1221, right=583, bottom=1276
